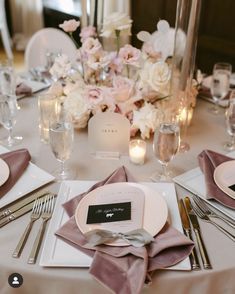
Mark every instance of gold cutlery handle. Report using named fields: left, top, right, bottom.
left=27, top=221, right=47, bottom=264
left=185, top=229, right=201, bottom=270
left=12, top=221, right=34, bottom=258
left=194, top=229, right=212, bottom=269
left=210, top=220, right=235, bottom=242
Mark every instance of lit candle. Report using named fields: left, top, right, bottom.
left=129, top=140, right=146, bottom=165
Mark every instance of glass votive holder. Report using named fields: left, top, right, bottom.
left=129, top=139, right=147, bottom=165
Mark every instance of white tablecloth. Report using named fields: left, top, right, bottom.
left=0, top=97, right=235, bottom=294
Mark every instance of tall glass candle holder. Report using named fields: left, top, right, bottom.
left=170, top=0, right=202, bottom=152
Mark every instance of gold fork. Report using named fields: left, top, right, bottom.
left=27, top=194, right=55, bottom=264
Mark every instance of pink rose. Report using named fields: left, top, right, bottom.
left=86, top=86, right=105, bottom=106
left=86, top=86, right=115, bottom=113
left=80, top=26, right=97, bottom=43
left=119, top=44, right=141, bottom=67
left=112, top=76, right=134, bottom=102
left=82, top=38, right=102, bottom=56
left=59, top=19, right=80, bottom=33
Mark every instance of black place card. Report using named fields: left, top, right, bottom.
left=228, top=184, right=235, bottom=192
left=86, top=202, right=131, bottom=224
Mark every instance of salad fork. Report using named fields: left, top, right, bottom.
left=193, top=195, right=235, bottom=229
left=191, top=201, right=235, bottom=242
left=12, top=198, right=43, bottom=258
left=28, top=194, right=55, bottom=264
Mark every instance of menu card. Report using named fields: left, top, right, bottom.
left=86, top=185, right=145, bottom=233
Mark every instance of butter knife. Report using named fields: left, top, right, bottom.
left=179, top=199, right=201, bottom=270
left=0, top=202, right=34, bottom=228
left=184, top=197, right=212, bottom=269
left=0, top=190, right=50, bottom=220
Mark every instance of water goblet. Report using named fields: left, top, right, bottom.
left=224, top=92, right=235, bottom=150
left=49, top=103, right=74, bottom=181
left=210, top=62, right=232, bottom=114
left=0, top=94, right=23, bottom=147
left=151, top=122, right=180, bottom=182
left=0, top=59, right=16, bottom=95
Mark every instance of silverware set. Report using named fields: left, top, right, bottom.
left=12, top=194, right=55, bottom=264
left=179, top=195, right=235, bottom=271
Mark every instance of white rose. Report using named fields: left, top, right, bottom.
left=100, top=12, right=132, bottom=38
left=132, top=102, right=163, bottom=139
left=64, top=90, right=91, bottom=129
left=139, top=61, right=171, bottom=95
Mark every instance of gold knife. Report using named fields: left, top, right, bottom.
left=184, top=197, right=212, bottom=269
left=179, top=199, right=201, bottom=270
left=0, top=190, right=50, bottom=220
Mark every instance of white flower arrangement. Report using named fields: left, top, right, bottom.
left=47, top=16, right=198, bottom=139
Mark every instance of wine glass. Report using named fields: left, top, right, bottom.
left=49, top=103, right=74, bottom=181
left=0, top=94, right=22, bottom=147
left=224, top=91, right=235, bottom=150
left=151, top=123, right=180, bottom=182
left=210, top=62, right=232, bottom=114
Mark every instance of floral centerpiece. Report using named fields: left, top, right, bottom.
left=48, top=14, right=199, bottom=139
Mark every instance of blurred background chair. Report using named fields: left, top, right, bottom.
left=24, top=27, right=77, bottom=70
left=0, top=0, right=13, bottom=60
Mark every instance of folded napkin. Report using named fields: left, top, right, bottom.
left=56, top=166, right=194, bottom=294
left=0, top=149, right=31, bottom=198
left=16, top=82, right=32, bottom=96
left=198, top=150, right=235, bottom=209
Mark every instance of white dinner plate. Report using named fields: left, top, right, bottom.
left=75, top=182, right=168, bottom=246
left=0, top=158, right=10, bottom=186
left=214, top=160, right=235, bottom=200
left=0, top=145, right=55, bottom=208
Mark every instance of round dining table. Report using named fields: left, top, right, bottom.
left=0, top=94, right=235, bottom=294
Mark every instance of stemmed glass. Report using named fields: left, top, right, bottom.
left=151, top=122, right=180, bottom=182
left=0, top=94, right=22, bottom=147
left=224, top=91, right=235, bottom=150
left=49, top=103, right=74, bottom=181
left=210, top=62, right=232, bottom=114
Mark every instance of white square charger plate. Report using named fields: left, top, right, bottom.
left=39, top=180, right=191, bottom=271
left=173, top=151, right=235, bottom=221
left=0, top=145, right=55, bottom=208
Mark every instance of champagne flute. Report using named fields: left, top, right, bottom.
left=210, top=62, right=232, bottom=114
left=0, top=94, right=22, bottom=147
left=224, top=92, right=235, bottom=150
left=49, top=103, right=74, bottom=181
left=151, top=123, right=180, bottom=182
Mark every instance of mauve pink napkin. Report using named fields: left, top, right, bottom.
left=0, top=149, right=31, bottom=198
left=56, top=166, right=194, bottom=294
left=198, top=150, right=235, bottom=209
left=16, top=83, right=32, bottom=96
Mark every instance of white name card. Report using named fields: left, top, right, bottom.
left=88, top=112, right=130, bottom=158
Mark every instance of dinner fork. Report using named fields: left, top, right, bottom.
left=193, top=195, right=235, bottom=229
left=12, top=198, right=43, bottom=258
left=191, top=201, right=235, bottom=242
left=27, top=194, right=55, bottom=264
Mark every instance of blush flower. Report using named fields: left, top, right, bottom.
left=82, top=37, right=102, bottom=55
left=59, top=19, right=80, bottom=33
left=112, top=76, right=134, bottom=102
left=119, top=44, right=141, bottom=67
left=80, top=26, right=97, bottom=43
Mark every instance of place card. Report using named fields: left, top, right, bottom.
left=88, top=112, right=130, bottom=158
left=86, top=202, right=131, bottom=224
